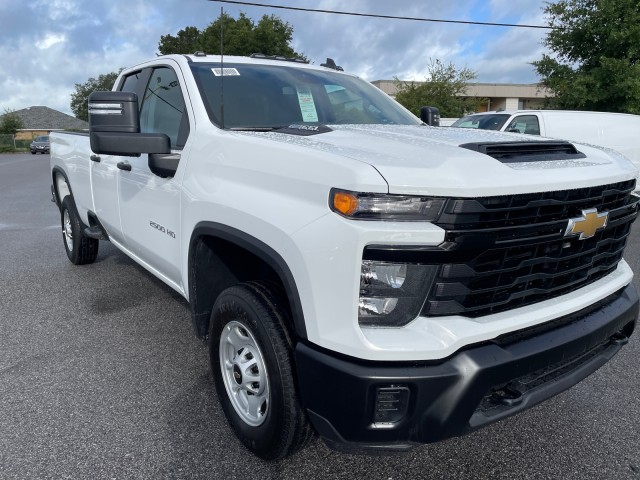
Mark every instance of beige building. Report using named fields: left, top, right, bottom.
left=371, top=80, right=551, bottom=112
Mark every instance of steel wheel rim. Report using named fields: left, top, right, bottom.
left=219, top=320, right=270, bottom=427
left=63, top=209, right=73, bottom=252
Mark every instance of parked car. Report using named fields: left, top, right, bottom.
left=30, top=135, right=50, bottom=154
left=451, top=110, right=640, bottom=190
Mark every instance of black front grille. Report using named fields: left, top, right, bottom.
left=436, top=179, right=635, bottom=231
left=422, top=180, right=639, bottom=317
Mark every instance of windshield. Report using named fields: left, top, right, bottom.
left=35, top=136, right=49, bottom=142
left=451, top=114, right=511, bottom=131
left=191, top=63, right=421, bottom=129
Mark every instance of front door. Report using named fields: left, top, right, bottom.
left=117, top=64, right=191, bottom=290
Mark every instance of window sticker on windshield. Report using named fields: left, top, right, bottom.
left=296, top=86, right=319, bottom=122
left=212, top=68, right=240, bottom=76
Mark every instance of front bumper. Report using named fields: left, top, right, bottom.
left=295, top=283, right=638, bottom=453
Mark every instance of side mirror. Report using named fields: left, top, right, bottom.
left=88, top=91, right=170, bottom=156
left=89, top=91, right=139, bottom=133
left=420, top=106, right=440, bottom=127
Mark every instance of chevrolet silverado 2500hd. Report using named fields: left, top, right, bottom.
left=50, top=54, right=640, bottom=460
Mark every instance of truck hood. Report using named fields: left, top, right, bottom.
left=242, top=124, right=637, bottom=196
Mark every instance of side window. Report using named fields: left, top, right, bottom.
left=508, top=115, right=541, bottom=135
left=120, top=73, right=139, bottom=93
left=139, top=67, right=189, bottom=148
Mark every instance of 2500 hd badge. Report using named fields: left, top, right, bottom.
left=150, top=220, right=176, bottom=239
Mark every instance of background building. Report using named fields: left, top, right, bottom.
left=371, top=80, right=551, bottom=112
left=0, top=106, right=88, bottom=140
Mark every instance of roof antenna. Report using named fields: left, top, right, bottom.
left=220, top=6, right=225, bottom=129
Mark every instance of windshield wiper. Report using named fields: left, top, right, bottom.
left=229, top=124, right=333, bottom=136
left=228, top=126, right=286, bottom=132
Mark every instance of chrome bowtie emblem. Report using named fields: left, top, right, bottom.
left=565, top=208, right=609, bottom=240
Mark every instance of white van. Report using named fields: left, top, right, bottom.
left=452, top=110, right=640, bottom=189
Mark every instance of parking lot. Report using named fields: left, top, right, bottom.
left=1, top=152, right=639, bottom=479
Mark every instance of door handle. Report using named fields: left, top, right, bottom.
left=117, top=161, right=132, bottom=171
left=90, top=154, right=101, bottom=162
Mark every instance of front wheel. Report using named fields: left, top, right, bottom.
left=61, top=196, right=99, bottom=265
left=209, top=282, right=313, bottom=460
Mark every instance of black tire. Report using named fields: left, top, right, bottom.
left=31, top=151, right=36, bottom=155
left=61, top=196, right=99, bottom=265
left=209, top=281, right=314, bottom=460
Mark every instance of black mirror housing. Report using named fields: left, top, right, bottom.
left=89, top=91, right=140, bottom=133
left=88, top=91, right=171, bottom=156
left=420, top=106, right=441, bottom=127
left=90, top=132, right=171, bottom=156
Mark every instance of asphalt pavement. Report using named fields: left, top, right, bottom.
left=1, top=152, right=639, bottom=479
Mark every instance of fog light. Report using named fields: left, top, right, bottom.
left=373, top=385, right=410, bottom=425
left=361, top=261, right=406, bottom=289
left=359, top=297, right=399, bottom=317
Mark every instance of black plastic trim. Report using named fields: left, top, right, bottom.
left=90, top=131, right=170, bottom=156
left=149, top=153, right=180, bottom=178
left=51, top=166, right=73, bottom=209
left=85, top=211, right=110, bottom=241
left=459, top=141, right=587, bottom=163
left=189, top=222, right=307, bottom=339
left=295, top=283, right=638, bottom=452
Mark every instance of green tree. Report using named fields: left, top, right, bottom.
left=158, top=26, right=202, bottom=55
left=70, top=71, right=121, bottom=121
left=532, top=0, right=640, bottom=113
left=0, top=108, right=23, bottom=135
left=158, top=12, right=305, bottom=59
left=394, top=59, right=484, bottom=118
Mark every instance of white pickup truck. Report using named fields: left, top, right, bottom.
left=50, top=53, right=639, bottom=460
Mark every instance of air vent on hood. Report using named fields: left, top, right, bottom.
left=459, top=141, right=586, bottom=163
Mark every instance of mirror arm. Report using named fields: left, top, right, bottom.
left=149, top=152, right=181, bottom=178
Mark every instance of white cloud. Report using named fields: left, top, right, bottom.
left=36, top=33, right=66, bottom=50
left=0, top=0, right=552, bottom=115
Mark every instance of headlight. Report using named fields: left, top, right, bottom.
left=330, top=189, right=445, bottom=221
left=358, top=260, right=438, bottom=327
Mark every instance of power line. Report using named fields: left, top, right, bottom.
left=206, top=0, right=554, bottom=29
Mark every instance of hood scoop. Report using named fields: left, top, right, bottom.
left=459, top=141, right=586, bottom=163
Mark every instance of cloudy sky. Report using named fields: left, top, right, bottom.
left=0, top=0, right=549, bottom=116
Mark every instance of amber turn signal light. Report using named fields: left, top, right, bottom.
left=333, top=191, right=359, bottom=216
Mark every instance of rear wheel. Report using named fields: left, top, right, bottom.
left=209, top=282, right=313, bottom=460
left=61, top=196, right=99, bottom=265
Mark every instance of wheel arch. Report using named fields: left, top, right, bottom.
left=51, top=166, right=73, bottom=209
left=188, top=222, right=307, bottom=341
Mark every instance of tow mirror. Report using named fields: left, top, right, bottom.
left=88, top=91, right=170, bottom=156
left=420, top=106, right=441, bottom=127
